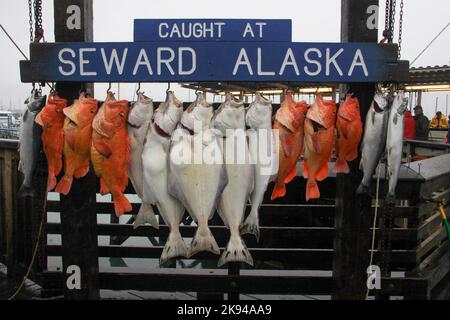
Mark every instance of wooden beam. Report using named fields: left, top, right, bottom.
left=53, top=0, right=99, bottom=300
left=333, top=0, right=379, bottom=300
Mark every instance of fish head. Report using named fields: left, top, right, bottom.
left=26, top=90, right=46, bottom=113
left=245, top=93, right=272, bottom=130
left=392, top=92, right=408, bottom=115
left=104, top=100, right=129, bottom=128
left=181, top=92, right=213, bottom=132
left=212, top=93, right=245, bottom=134
left=306, top=94, right=336, bottom=129
left=372, top=92, right=388, bottom=113
left=128, top=93, right=153, bottom=128
left=154, top=91, right=183, bottom=135
left=338, top=94, right=360, bottom=122
left=64, top=94, right=98, bottom=127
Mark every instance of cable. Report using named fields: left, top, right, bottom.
left=0, top=23, right=29, bottom=60
left=410, top=21, right=450, bottom=66
left=365, top=162, right=382, bottom=300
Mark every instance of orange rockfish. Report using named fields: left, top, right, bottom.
left=271, top=92, right=307, bottom=200
left=334, top=94, right=362, bottom=174
left=302, top=94, right=336, bottom=201
left=55, top=93, right=98, bottom=195
left=91, top=94, right=131, bottom=216
left=35, top=92, right=68, bottom=191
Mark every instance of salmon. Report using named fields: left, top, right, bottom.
left=271, top=92, right=307, bottom=200
left=91, top=94, right=131, bottom=216
left=35, top=92, right=68, bottom=191
left=302, top=94, right=336, bottom=201
left=334, top=94, right=362, bottom=174
left=55, top=93, right=98, bottom=195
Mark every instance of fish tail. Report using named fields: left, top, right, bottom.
left=239, top=210, right=260, bottom=242
left=55, top=175, right=73, bottom=195
left=188, top=226, right=220, bottom=257
left=333, top=157, right=350, bottom=174
left=160, top=230, right=188, bottom=265
left=113, top=193, right=132, bottom=217
left=133, top=203, right=159, bottom=229
left=270, top=182, right=286, bottom=200
left=218, top=235, right=254, bottom=267
left=47, top=174, right=57, bottom=192
left=306, top=179, right=320, bottom=201
left=17, top=184, right=35, bottom=198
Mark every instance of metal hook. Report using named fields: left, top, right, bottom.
left=195, top=82, right=201, bottom=95
left=136, top=82, right=141, bottom=95
left=107, top=82, right=112, bottom=93
left=166, top=82, right=171, bottom=93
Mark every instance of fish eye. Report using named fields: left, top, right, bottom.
left=119, top=112, right=125, bottom=117
left=90, top=109, right=95, bottom=113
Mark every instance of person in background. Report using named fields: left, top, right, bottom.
left=447, top=123, right=450, bottom=144
left=413, top=105, right=429, bottom=140
left=403, top=110, right=415, bottom=140
left=430, top=111, right=448, bottom=128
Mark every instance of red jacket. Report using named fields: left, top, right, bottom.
left=404, top=111, right=415, bottom=140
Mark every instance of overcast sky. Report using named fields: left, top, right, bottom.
left=1, top=0, right=449, bottom=117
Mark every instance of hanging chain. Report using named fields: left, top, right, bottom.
left=390, top=0, right=396, bottom=43
left=382, top=0, right=391, bottom=41
left=398, top=0, right=404, bottom=59
left=28, top=0, right=33, bottom=42
left=33, top=0, right=44, bottom=42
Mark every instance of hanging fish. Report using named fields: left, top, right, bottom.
left=356, top=93, right=389, bottom=196
left=127, top=93, right=158, bottom=229
left=240, top=93, right=277, bottom=241
left=55, top=92, right=98, bottom=195
left=91, top=94, right=131, bottom=216
left=386, top=92, right=408, bottom=203
left=168, top=92, right=226, bottom=257
left=212, top=93, right=254, bottom=267
left=334, top=94, right=363, bottom=174
left=271, top=92, right=307, bottom=200
left=302, top=94, right=336, bottom=201
left=18, top=90, right=46, bottom=196
left=142, top=91, right=187, bottom=263
left=35, top=92, right=68, bottom=191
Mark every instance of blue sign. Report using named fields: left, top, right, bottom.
left=21, top=42, right=401, bottom=83
left=134, top=19, right=292, bottom=42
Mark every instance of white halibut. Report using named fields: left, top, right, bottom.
left=240, top=93, right=278, bottom=241
left=142, top=91, right=187, bottom=264
left=168, top=92, right=226, bottom=257
left=386, top=92, right=407, bottom=203
left=127, top=93, right=158, bottom=229
left=212, top=94, right=254, bottom=267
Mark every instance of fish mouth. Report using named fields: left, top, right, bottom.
left=311, top=119, right=325, bottom=132
left=63, top=107, right=78, bottom=125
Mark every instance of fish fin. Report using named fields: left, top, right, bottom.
left=188, top=227, right=220, bottom=257
left=301, top=161, right=309, bottom=179
left=47, top=175, right=57, bottom=192
left=35, top=112, right=44, bottom=126
left=160, top=231, right=188, bottom=265
left=18, top=160, right=24, bottom=174
left=100, top=178, right=110, bottom=195
left=133, top=203, right=159, bottom=229
left=65, top=132, right=76, bottom=151
left=218, top=236, right=253, bottom=267
left=393, top=113, right=398, bottom=125
left=333, top=158, right=350, bottom=174
left=17, top=184, right=35, bottom=198
left=312, top=133, right=321, bottom=153
left=306, top=179, right=320, bottom=201
left=73, top=163, right=89, bottom=179
left=113, top=193, right=132, bottom=217
left=93, top=140, right=113, bottom=158
left=55, top=175, right=73, bottom=195
left=356, top=183, right=371, bottom=196
left=284, top=165, right=297, bottom=184
left=341, top=128, right=349, bottom=140
left=270, top=182, right=286, bottom=200
left=315, top=163, right=329, bottom=181
left=239, top=211, right=260, bottom=242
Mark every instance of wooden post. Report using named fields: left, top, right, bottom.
left=332, top=0, right=378, bottom=300
left=53, top=0, right=99, bottom=300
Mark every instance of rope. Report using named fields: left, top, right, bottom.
left=410, top=21, right=450, bottom=66
left=365, top=162, right=382, bottom=300
left=8, top=165, right=48, bottom=301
